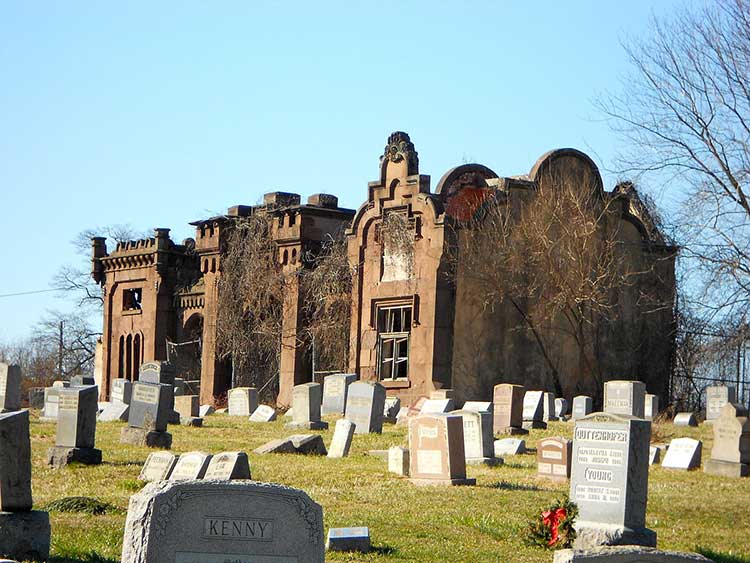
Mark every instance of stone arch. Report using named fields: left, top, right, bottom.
left=435, top=164, right=499, bottom=221
left=528, top=148, right=604, bottom=198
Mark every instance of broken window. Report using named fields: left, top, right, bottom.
left=122, top=288, right=143, bottom=311
left=377, top=305, right=412, bottom=380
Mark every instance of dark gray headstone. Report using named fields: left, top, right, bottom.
left=0, top=410, right=32, bottom=511
left=0, top=363, right=22, bottom=412
left=138, top=361, right=176, bottom=385
left=128, top=382, right=173, bottom=432
left=573, top=396, right=593, bottom=420
left=204, top=451, right=251, bottom=480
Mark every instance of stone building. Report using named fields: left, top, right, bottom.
left=93, top=132, right=676, bottom=407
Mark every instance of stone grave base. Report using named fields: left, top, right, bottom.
left=46, top=446, right=102, bottom=468
left=554, top=546, right=713, bottom=562
left=409, top=477, right=476, bottom=486
left=120, top=427, right=172, bottom=449
left=383, top=416, right=397, bottom=424
left=704, top=458, right=749, bottom=478
left=284, top=420, right=329, bottom=430
left=499, top=426, right=529, bottom=436
left=327, top=528, right=371, bottom=552
left=181, top=416, right=203, bottom=427
left=466, top=456, right=504, bottom=466
left=522, top=420, right=547, bottom=430
left=0, top=510, right=51, bottom=561
left=573, top=522, right=656, bottom=549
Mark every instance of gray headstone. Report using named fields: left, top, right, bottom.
left=383, top=396, right=401, bottom=419
left=494, top=438, right=526, bottom=456
left=169, top=451, right=212, bottom=480
left=455, top=410, right=495, bottom=463
left=128, top=382, right=173, bottom=432
left=28, top=387, right=45, bottom=409
left=673, top=412, right=698, bottom=427
left=662, top=438, right=702, bottom=470
left=111, top=378, right=133, bottom=405
left=228, top=387, right=259, bottom=417
left=204, top=451, right=251, bottom=480
left=56, top=386, right=98, bottom=448
left=603, top=380, right=646, bottom=418
left=327, top=419, right=355, bottom=458
left=98, top=402, right=130, bottom=422
left=292, top=383, right=323, bottom=425
left=138, top=361, right=176, bottom=385
left=326, top=527, right=370, bottom=553
left=289, top=434, right=327, bottom=456
left=321, top=373, right=357, bottom=416
left=345, top=381, right=386, bottom=434
left=388, top=446, right=409, bottom=476
left=139, top=452, right=178, bottom=482
left=572, top=396, right=593, bottom=420
left=543, top=392, right=558, bottom=421
left=121, top=480, right=324, bottom=563
left=644, top=394, right=659, bottom=421
left=249, top=404, right=277, bottom=422
left=254, top=438, right=297, bottom=455
left=522, top=391, right=544, bottom=421
left=0, top=410, right=32, bottom=511
left=0, top=363, right=22, bottom=412
left=420, top=398, right=454, bottom=414
left=555, top=398, right=569, bottom=418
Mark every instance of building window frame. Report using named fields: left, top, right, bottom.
left=375, top=303, right=413, bottom=381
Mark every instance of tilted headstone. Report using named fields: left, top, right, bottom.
left=704, top=403, right=750, bottom=478
left=99, top=401, right=130, bottom=422
left=543, top=392, right=558, bottom=421
left=705, top=385, right=736, bottom=422
left=345, top=381, right=386, bottom=434
left=553, top=546, right=716, bottom=563
left=420, top=398, right=455, bottom=414
left=321, top=373, right=357, bottom=415
left=673, top=412, right=698, bottom=427
left=287, top=383, right=327, bottom=430
left=140, top=452, right=178, bottom=481
left=408, top=413, right=475, bottom=486
left=174, top=395, right=199, bottom=420
left=644, top=394, right=659, bottom=421
left=326, top=527, right=370, bottom=553
left=204, top=451, right=251, bottom=480
left=494, top=438, right=526, bottom=456
left=249, top=404, right=277, bottom=422
left=522, top=391, right=546, bottom=430
left=169, top=451, right=212, bottom=480
left=289, top=434, right=327, bottom=455
left=570, top=412, right=655, bottom=548
left=494, top=384, right=526, bottom=434
left=463, top=401, right=492, bottom=413
left=228, top=387, right=259, bottom=417
left=383, top=396, right=401, bottom=421
left=254, top=438, right=297, bottom=455
left=121, top=381, right=174, bottom=448
left=199, top=404, right=215, bottom=417
left=537, top=436, right=572, bottom=481
left=121, top=480, right=324, bottom=563
left=603, top=380, right=646, bottom=419
left=455, top=410, right=499, bottom=465
left=138, top=361, right=176, bottom=385
left=47, top=385, right=102, bottom=467
left=388, top=446, right=409, bottom=476
left=327, top=418, right=356, bottom=459
left=111, top=378, right=133, bottom=404
left=0, top=363, right=22, bottom=412
left=555, top=398, right=569, bottom=418
left=572, top=396, right=593, bottom=420
left=662, top=438, right=702, bottom=470
left=649, top=445, right=667, bottom=465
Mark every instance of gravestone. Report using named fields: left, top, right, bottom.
left=345, top=381, right=386, bottom=434
left=455, top=410, right=500, bottom=465
left=553, top=546, right=715, bottom=563
left=522, top=390, right=546, bottom=430
left=543, top=392, right=558, bottom=421
left=41, top=385, right=64, bottom=421
left=463, top=401, right=492, bottom=413
left=286, top=383, right=328, bottom=430
left=111, top=378, right=133, bottom=404
left=555, top=398, right=569, bottom=418
left=420, top=398, right=455, bottom=414
left=204, top=451, right=251, bottom=480
left=199, top=404, right=215, bottom=417
left=603, top=380, right=646, bottom=419
left=644, top=394, right=659, bottom=421
left=0, top=410, right=51, bottom=561
left=649, top=445, right=667, bottom=466
left=408, top=413, right=475, bottom=486
left=705, top=385, right=736, bottom=422
left=704, top=403, right=750, bottom=478
left=388, top=446, right=409, bottom=476
left=383, top=396, right=401, bottom=422
left=326, top=527, right=370, bottom=553
left=70, top=374, right=95, bottom=386
left=673, top=413, right=698, bottom=427
left=138, top=361, right=176, bottom=385
left=47, top=385, right=102, bottom=468
left=430, top=389, right=454, bottom=400
left=174, top=395, right=199, bottom=421
left=0, top=363, right=21, bottom=412
left=537, top=437, right=572, bottom=481
left=321, top=373, right=357, bottom=416
left=28, top=387, right=45, bottom=409
left=327, top=419, right=356, bottom=459
left=99, top=401, right=129, bottom=422
left=249, top=404, right=277, bottom=422
left=494, top=384, right=527, bottom=435
left=121, top=381, right=173, bottom=448
left=573, top=396, right=593, bottom=420
left=495, top=438, right=526, bottom=456
left=169, top=451, right=212, bottom=480
left=289, top=434, right=328, bottom=455
left=228, top=387, right=259, bottom=417
left=570, top=412, right=655, bottom=548
left=662, top=438, right=702, bottom=470
left=121, top=480, right=324, bottom=563
left=254, top=438, right=297, bottom=455
left=139, top=451, right=178, bottom=481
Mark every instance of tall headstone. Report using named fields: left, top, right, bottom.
left=327, top=418, right=356, bottom=459
left=705, top=385, right=737, bottom=422
left=537, top=437, right=572, bottom=481
left=138, top=361, right=176, bottom=385
left=644, top=394, right=659, bottom=421
left=47, top=385, right=102, bottom=467
left=455, top=410, right=500, bottom=465
left=321, top=373, right=357, bottom=416
left=603, top=380, right=646, bottom=419
left=543, top=392, right=558, bottom=421
left=522, top=390, right=546, bottom=430
left=0, top=410, right=50, bottom=561
left=121, top=481, right=324, bottom=563
left=572, top=396, right=593, bottom=420
left=204, top=452, right=251, bottom=480
left=704, top=403, right=750, bottom=478
left=228, top=387, right=259, bottom=417
left=662, top=438, right=702, bottom=470
left=570, top=412, right=655, bottom=548
left=0, top=362, right=22, bottom=412
left=139, top=452, right=178, bottom=482
left=493, top=384, right=526, bottom=435
left=286, top=383, right=328, bottom=430
left=345, top=381, right=386, bottom=434
left=169, top=451, right=212, bottom=481
left=408, top=414, right=475, bottom=486
left=121, top=380, right=173, bottom=448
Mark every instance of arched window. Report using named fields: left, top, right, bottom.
left=125, top=334, right=133, bottom=382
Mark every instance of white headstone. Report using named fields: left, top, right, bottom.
left=662, top=438, right=702, bottom=470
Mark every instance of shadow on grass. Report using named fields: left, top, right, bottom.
left=486, top=480, right=544, bottom=492
left=49, top=554, right=119, bottom=563
left=697, top=547, right=750, bottom=563
left=101, top=460, right=143, bottom=467
left=371, top=545, right=397, bottom=555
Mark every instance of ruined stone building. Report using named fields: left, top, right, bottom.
left=92, top=132, right=676, bottom=407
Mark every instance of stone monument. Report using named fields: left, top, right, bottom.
left=345, top=381, right=386, bottom=434
left=603, top=380, right=646, bottom=419
left=537, top=436, right=572, bottom=481
left=47, top=385, right=102, bottom=468
left=572, top=396, right=593, bottom=420
left=705, top=385, right=736, bottom=422
left=662, top=438, right=702, bottom=470
left=321, top=373, right=357, bottom=416
left=0, top=362, right=21, bottom=412
left=493, top=383, right=526, bottom=435
left=704, top=403, right=750, bottom=478
left=327, top=419, right=356, bottom=458
left=139, top=451, right=178, bottom=482
left=120, top=379, right=174, bottom=448
left=455, top=410, right=501, bottom=466
left=286, top=383, right=328, bottom=430
left=408, top=413, right=475, bottom=486
left=228, top=387, right=259, bottom=417
left=522, top=391, right=547, bottom=430
left=204, top=451, right=251, bottom=480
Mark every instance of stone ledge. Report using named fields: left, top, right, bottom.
left=46, top=446, right=102, bottom=469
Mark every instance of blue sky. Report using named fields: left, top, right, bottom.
left=0, top=1, right=683, bottom=340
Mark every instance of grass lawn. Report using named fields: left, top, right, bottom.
left=25, top=411, right=750, bottom=563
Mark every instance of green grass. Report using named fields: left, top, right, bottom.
left=23, top=412, right=750, bottom=563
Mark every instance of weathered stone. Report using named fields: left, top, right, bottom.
left=254, top=438, right=296, bottom=455
left=204, top=451, right=251, bottom=480
left=326, top=527, right=370, bottom=552
left=249, top=404, right=277, bottom=422
left=543, top=392, right=558, bottom=421
left=662, top=438, right=702, bottom=470
left=553, top=546, right=714, bottom=562
left=41, top=386, right=61, bottom=421
left=174, top=395, right=199, bottom=421
left=0, top=363, right=21, bottom=412
left=430, top=389, right=455, bottom=400
left=463, top=401, right=492, bottom=413
left=455, top=410, right=500, bottom=465
left=494, top=384, right=525, bottom=433
left=573, top=396, right=593, bottom=420
left=0, top=411, right=32, bottom=511
left=99, top=402, right=129, bottom=422
left=120, top=427, right=172, bottom=449
left=199, top=404, right=215, bottom=417
left=523, top=390, right=544, bottom=422
left=649, top=445, right=667, bottom=465
left=705, top=385, right=736, bottom=422
left=287, top=383, right=327, bottom=430
left=673, top=413, right=698, bottom=427
left=169, top=451, right=212, bottom=480
left=228, top=387, right=259, bottom=417
left=138, top=361, right=176, bottom=385
left=704, top=403, right=749, bottom=477
left=69, top=374, right=95, bottom=386
left=420, top=398, right=454, bottom=414
left=383, top=396, right=401, bottom=421
left=0, top=510, right=51, bottom=562
left=388, top=446, right=409, bottom=476
left=139, top=451, right=178, bottom=481
left=46, top=445, right=103, bottom=468
left=120, top=480, right=324, bottom=563
left=321, top=373, right=357, bottom=416
left=555, top=398, right=569, bottom=418
left=538, top=436, right=572, bottom=481
left=55, top=385, right=98, bottom=449
left=27, top=387, right=45, bottom=409
left=327, top=419, right=355, bottom=458
left=495, top=438, right=526, bottom=456
left=345, top=381, right=386, bottom=434
left=128, top=382, right=173, bottom=432
left=644, top=394, right=659, bottom=421
left=408, top=414, right=475, bottom=486
left=289, top=434, right=327, bottom=455
left=603, top=380, right=646, bottom=419
left=111, top=378, right=133, bottom=405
